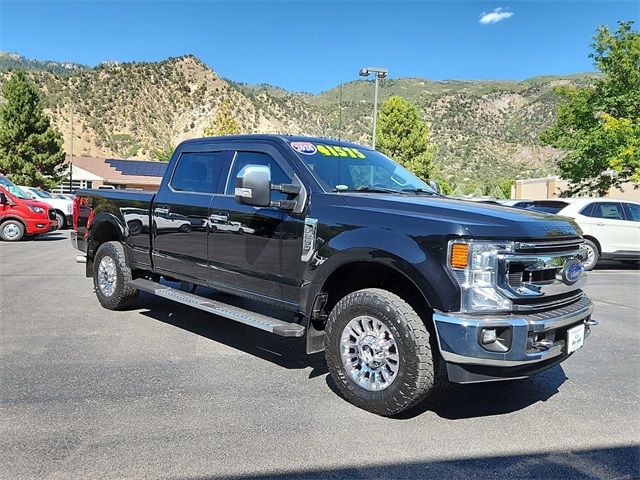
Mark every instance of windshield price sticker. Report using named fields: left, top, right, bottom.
left=290, top=141, right=365, bottom=159
left=316, top=144, right=366, bottom=159
left=290, top=142, right=317, bottom=155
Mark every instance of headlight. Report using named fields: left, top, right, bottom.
left=447, top=240, right=514, bottom=313
left=27, top=205, right=45, bottom=214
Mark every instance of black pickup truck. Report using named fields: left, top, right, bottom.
left=71, top=134, right=596, bottom=415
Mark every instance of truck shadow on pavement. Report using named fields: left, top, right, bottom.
left=137, top=291, right=329, bottom=377
left=137, top=290, right=567, bottom=421
left=185, top=444, right=639, bottom=480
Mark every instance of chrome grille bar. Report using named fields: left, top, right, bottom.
left=497, top=237, right=588, bottom=310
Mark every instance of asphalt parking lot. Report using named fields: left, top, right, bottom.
left=1, top=231, right=639, bottom=480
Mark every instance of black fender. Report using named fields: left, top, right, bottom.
left=85, top=212, right=128, bottom=275
left=301, top=226, right=458, bottom=319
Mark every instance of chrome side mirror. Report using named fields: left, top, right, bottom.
left=428, top=180, right=442, bottom=194
left=235, top=164, right=272, bottom=207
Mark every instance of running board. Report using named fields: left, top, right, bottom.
left=128, top=278, right=305, bottom=337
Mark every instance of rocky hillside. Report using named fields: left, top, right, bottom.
left=0, top=53, right=596, bottom=189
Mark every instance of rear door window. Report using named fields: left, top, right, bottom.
left=170, top=151, right=226, bottom=193
left=590, top=202, right=625, bottom=220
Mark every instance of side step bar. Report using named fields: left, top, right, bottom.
left=128, top=278, right=305, bottom=337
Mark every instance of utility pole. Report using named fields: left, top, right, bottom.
left=68, top=103, right=73, bottom=193
left=359, top=67, right=388, bottom=149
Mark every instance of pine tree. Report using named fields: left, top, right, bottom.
left=203, top=99, right=241, bottom=137
left=376, top=96, right=438, bottom=180
left=0, top=71, right=66, bottom=189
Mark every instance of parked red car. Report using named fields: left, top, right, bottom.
left=0, top=175, right=58, bottom=241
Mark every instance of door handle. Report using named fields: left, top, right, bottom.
left=209, top=213, right=228, bottom=222
left=596, top=222, right=605, bottom=226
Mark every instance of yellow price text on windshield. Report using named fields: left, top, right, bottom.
left=316, top=144, right=366, bottom=159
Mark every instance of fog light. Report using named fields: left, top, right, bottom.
left=482, top=328, right=497, bottom=344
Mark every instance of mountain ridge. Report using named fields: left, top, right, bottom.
left=0, top=52, right=596, bottom=190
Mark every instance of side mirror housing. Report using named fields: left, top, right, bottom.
left=428, top=180, right=442, bottom=194
left=0, top=192, right=7, bottom=205
left=235, top=164, right=272, bottom=207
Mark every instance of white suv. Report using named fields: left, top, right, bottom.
left=19, top=186, right=74, bottom=229
left=525, top=198, right=640, bottom=270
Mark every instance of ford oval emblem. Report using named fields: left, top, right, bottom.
left=560, top=259, right=584, bottom=285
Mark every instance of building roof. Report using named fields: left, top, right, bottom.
left=69, top=156, right=167, bottom=185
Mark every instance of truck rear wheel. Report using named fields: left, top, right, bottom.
left=324, top=288, right=435, bottom=416
left=93, top=241, right=139, bottom=310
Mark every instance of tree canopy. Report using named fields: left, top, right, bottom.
left=541, top=21, right=640, bottom=195
left=0, top=70, right=66, bottom=189
left=203, top=99, right=241, bottom=137
left=376, top=96, right=438, bottom=181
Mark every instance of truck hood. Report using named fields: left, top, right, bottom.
left=340, top=194, right=581, bottom=239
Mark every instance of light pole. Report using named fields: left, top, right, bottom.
left=68, top=103, right=73, bottom=194
left=359, top=66, right=388, bottom=149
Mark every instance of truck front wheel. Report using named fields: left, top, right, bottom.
left=324, top=288, right=435, bottom=416
left=93, top=241, right=139, bottom=310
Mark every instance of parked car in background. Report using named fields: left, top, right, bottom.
left=526, top=198, right=640, bottom=270
left=54, top=193, right=75, bottom=201
left=19, top=186, right=73, bottom=229
left=0, top=175, right=58, bottom=241
left=498, top=199, right=535, bottom=208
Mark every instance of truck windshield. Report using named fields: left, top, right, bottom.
left=0, top=176, right=31, bottom=200
left=289, top=141, right=436, bottom=195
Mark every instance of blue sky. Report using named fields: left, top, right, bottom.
left=1, top=1, right=638, bottom=93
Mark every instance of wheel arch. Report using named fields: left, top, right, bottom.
left=86, top=214, right=127, bottom=274
left=304, top=254, right=438, bottom=354
left=582, top=235, right=601, bottom=254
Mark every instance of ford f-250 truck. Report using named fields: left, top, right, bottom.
left=71, top=134, right=597, bottom=416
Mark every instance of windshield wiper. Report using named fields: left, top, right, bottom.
left=401, top=188, right=438, bottom=196
left=334, top=186, right=406, bottom=195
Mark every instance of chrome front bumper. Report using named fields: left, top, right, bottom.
left=433, top=295, right=595, bottom=381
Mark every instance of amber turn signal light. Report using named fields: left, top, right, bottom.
left=450, top=243, right=469, bottom=269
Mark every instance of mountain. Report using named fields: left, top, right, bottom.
left=0, top=52, right=88, bottom=75
left=0, top=53, right=596, bottom=190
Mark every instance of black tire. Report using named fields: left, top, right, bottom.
left=0, top=220, right=25, bottom=241
left=93, top=241, right=139, bottom=310
left=55, top=211, right=65, bottom=230
left=582, top=239, right=599, bottom=271
left=325, top=288, right=435, bottom=416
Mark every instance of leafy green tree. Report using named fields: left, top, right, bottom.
left=541, top=21, right=640, bottom=195
left=376, top=96, right=438, bottom=181
left=0, top=70, right=66, bottom=189
left=203, top=99, right=241, bottom=136
left=152, top=142, right=176, bottom=162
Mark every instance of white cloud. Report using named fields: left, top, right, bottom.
left=479, top=7, right=514, bottom=25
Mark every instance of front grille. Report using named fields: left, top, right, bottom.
left=498, top=237, right=587, bottom=311
left=48, top=209, right=56, bottom=220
